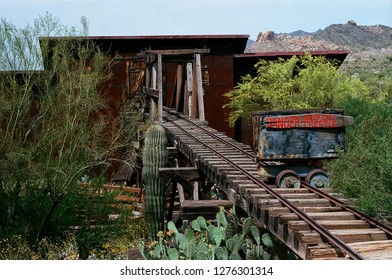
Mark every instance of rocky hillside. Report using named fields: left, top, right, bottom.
left=246, top=20, right=392, bottom=73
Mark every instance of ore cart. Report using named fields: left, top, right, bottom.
left=252, top=109, right=354, bottom=188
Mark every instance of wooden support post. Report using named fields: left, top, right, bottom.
left=193, top=182, right=199, bottom=200
left=125, top=61, right=130, bottom=95
left=195, top=54, right=205, bottom=121
left=157, top=54, right=163, bottom=123
left=151, top=62, right=157, bottom=89
left=145, top=62, right=150, bottom=89
left=167, top=180, right=177, bottom=221
left=184, top=80, right=189, bottom=116
left=150, top=62, right=157, bottom=118
left=191, top=61, right=198, bottom=119
left=170, top=69, right=177, bottom=108
left=186, top=63, right=193, bottom=118
left=175, top=64, right=183, bottom=111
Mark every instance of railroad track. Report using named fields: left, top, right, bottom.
left=161, top=107, right=392, bottom=260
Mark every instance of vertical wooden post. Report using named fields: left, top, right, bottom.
left=167, top=181, right=177, bottom=221
left=125, top=61, right=130, bottom=96
left=175, top=64, right=183, bottom=111
left=191, top=61, right=198, bottom=119
left=150, top=62, right=157, bottom=118
left=195, top=54, right=205, bottom=121
left=186, top=63, right=193, bottom=118
left=183, top=80, right=189, bottom=116
left=152, top=62, right=157, bottom=89
left=157, top=54, right=163, bottom=123
left=145, top=62, right=151, bottom=90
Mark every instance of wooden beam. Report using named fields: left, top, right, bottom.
left=145, top=87, right=160, bottom=98
left=145, top=63, right=150, bottom=90
left=191, top=60, right=198, bottom=119
left=157, top=54, right=163, bottom=123
left=186, top=63, right=193, bottom=118
left=169, top=68, right=178, bottom=108
left=150, top=62, right=157, bottom=117
left=151, top=62, right=157, bottom=89
left=195, top=54, right=205, bottom=121
left=159, top=167, right=210, bottom=200
left=175, top=64, right=183, bottom=111
left=159, top=167, right=200, bottom=180
left=145, top=48, right=210, bottom=56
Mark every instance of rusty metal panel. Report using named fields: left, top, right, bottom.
left=202, top=55, right=235, bottom=138
left=253, top=109, right=350, bottom=161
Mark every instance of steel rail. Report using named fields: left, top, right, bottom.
left=163, top=114, right=364, bottom=260
left=164, top=108, right=392, bottom=239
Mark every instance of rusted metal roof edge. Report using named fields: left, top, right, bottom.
left=39, top=34, right=250, bottom=56
left=39, top=34, right=249, bottom=40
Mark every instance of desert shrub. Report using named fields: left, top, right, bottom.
left=327, top=98, right=392, bottom=221
left=0, top=234, right=79, bottom=260
left=0, top=14, right=142, bottom=258
left=224, top=54, right=369, bottom=126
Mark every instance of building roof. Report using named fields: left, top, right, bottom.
left=40, top=34, right=250, bottom=55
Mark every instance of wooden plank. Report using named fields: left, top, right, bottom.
left=258, top=198, right=332, bottom=209
left=181, top=199, right=233, bottom=210
left=150, top=62, right=157, bottom=117
left=279, top=211, right=356, bottom=223
left=289, top=219, right=370, bottom=231
left=306, top=244, right=339, bottom=259
left=159, top=167, right=200, bottom=180
left=145, top=63, right=151, bottom=93
left=195, top=54, right=205, bottom=121
left=297, top=228, right=388, bottom=245
left=191, top=60, right=198, bottom=119
left=157, top=54, right=163, bottom=123
left=186, top=63, right=193, bottom=117
left=348, top=240, right=392, bottom=259
left=144, top=48, right=210, bottom=55
left=170, top=67, right=178, bottom=108
left=252, top=193, right=319, bottom=200
left=151, top=62, right=157, bottom=89
left=175, top=64, right=183, bottom=111
left=114, top=195, right=140, bottom=203
left=329, top=228, right=388, bottom=243
left=268, top=206, right=342, bottom=218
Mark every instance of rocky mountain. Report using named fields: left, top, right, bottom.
left=246, top=20, right=392, bottom=73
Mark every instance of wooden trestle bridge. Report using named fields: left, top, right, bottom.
left=156, top=107, right=392, bottom=260
left=131, top=48, right=392, bottom=260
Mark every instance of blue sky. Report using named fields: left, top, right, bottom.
left=1, top=0, right=391, bottom=40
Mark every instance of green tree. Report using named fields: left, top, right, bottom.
left=0, top=13, right=140, bottom=252
left=224, top=54, right=369, bottom=126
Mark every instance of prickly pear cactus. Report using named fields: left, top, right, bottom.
left=142, top=124, right=168, bottom=239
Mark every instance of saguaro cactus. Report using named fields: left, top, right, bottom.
left=142, top=124, right=168, bottom=239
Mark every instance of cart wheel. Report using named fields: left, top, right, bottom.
left=275, top=170, right=301, bottom=188
left=305, top=169, right=329, bottom=188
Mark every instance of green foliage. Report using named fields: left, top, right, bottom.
left=0, top=14, right=142, bottom=257
left=142, top=124, right=168, bottom=239
left=140, top=208, right=298, bottom=260
left=327, top=98, right=392, bottom=220
left=0, top=234, right=79, bottom=260
left=223, top=54, right=369, bottom=126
